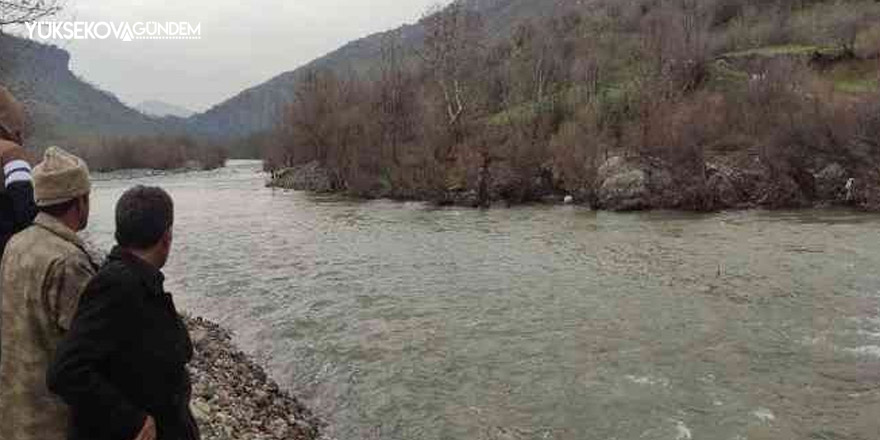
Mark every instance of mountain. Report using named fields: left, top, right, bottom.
left=0, top=34, right=183, bottom=147
left=0, top=0, right=569, bottom=147
left=185, top=0, right=559, bottom=141
left=136, top=100, right=194, bottom=118
left=184, top=23, right=422, bottom=141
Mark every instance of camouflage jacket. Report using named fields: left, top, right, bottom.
left=0, top=212, right=97, bottom=440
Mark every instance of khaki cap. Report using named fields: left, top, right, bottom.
left=34, top=146, right=91, bottom=207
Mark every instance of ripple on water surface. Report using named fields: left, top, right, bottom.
left=86, top=162, right=880, bottom=440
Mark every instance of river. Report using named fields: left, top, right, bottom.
left=85, top=160, right=880, bottom=440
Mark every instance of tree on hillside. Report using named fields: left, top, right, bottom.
left=377, top=31, right=417, bottom=167
left=286, top=69, right=345, bottom=165
left=824, top=4, right=878, bottom=57
left=0, top=0, right=63, bottom=27
left=639, top=0, right=711, bottom=97
left=419, top=2, right=484, bottom=131
left=509, top=21, right=563, bottom=104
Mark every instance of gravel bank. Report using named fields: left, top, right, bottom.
left=184, top=316, right=322, bottom=440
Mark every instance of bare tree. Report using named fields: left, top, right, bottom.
left=377, top=30, right=414, bottom=167
left=826, top=6, right=876, bottom=57
left=510, top=22, right=552, bottom=103
left=0, top=0, right=63, bottom=27
left=638, top=0, right=711, bottom=98
left=286, top=69, right=344, bottom=165
left=419, top=2, right=484, bottom=128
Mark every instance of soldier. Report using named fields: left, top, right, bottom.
left=0, top=146, right=97, bottom=440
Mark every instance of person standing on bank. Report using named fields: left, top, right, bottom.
left=0, top=146, right=96, bottom=440
left=48, top=185, right=200, bottom=440
left=0, top=85, right=39, bottom=363
left=0, top=85, right=38, bottom=258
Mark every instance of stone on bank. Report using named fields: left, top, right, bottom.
left=184, top=316, right=322, bottom=440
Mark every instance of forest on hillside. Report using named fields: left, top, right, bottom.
left=264, top=0, right=880, bottom=211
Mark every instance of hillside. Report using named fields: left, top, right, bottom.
left=185, top=23, right=423, bottom=141
left=0, top=0, right=604, bottom=145
left=0, top=34, right=185, bottom=147
left=185, top=0, right=569, bottom=141
left=263, top=0, right=880, bottom=212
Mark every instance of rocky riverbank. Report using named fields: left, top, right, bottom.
left=184, top=316, right=322, bottom=440
left=265, top=154, right=880, bottom=212
left=265, top=162, right=339, bottom=193
left=92, top=163, right=218, bottom=181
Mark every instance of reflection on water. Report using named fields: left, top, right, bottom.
left=86, top=161, right=880, bottom=440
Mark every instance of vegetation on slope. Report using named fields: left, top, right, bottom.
left=264, top=0, right=880, bottom=210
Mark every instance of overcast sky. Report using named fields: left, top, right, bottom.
left=21, top=0, right=448, bottom=112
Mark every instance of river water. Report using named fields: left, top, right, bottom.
left=85, top=160, right=880, bottom=440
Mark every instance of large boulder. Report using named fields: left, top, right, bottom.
left=757, top=174, right=809, bottom=208
left=267, top=161, right=337, bottom=193
left=595, top=157, right=652, bottom=211
left=705, top=163, right=748, bottom=209
left=814, top=163, right=848, bottom=202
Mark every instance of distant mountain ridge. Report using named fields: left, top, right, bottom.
left=136, top=99, right=194, bottom=118
left=184, top=22, right=424, bottom=141
left=185, top=0, right=557, bottom=141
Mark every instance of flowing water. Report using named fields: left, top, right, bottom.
left=86, top=160, right=880, bottom=440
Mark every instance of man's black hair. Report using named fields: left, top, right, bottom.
left=115, top=185, right=173, bottom=249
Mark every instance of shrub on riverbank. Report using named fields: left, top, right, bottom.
left=67, top=135, right=228, bottom=172
left=263, top=0, right=880, bottom=210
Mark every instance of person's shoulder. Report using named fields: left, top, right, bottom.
left=89, top=258, right=142, bottom=293
left=54, top=245, right=97, bottom=275
left=5, top=222, right=39, bottom=247
left=9, top=221, right=67, bottom=249
left=4, top=224, right=60, bottom=262
left=39, top=232, right=94, bottom=269
left=1, top=225, right=39, bottom=270
left=95, top=258, right=133, bottom=281
left=80, top=261, right=142, bottom=307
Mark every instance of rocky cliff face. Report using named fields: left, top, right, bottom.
left=0, top=35, right=182, bottom=147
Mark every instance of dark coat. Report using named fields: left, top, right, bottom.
left=47, top=246, right=200, bottom=440
left=0, top=179, right=37, bottom=257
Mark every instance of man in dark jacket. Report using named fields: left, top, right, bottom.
left=48, top=185, right=199, bottom=440
left=0, top=85, right=37, bottom=257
